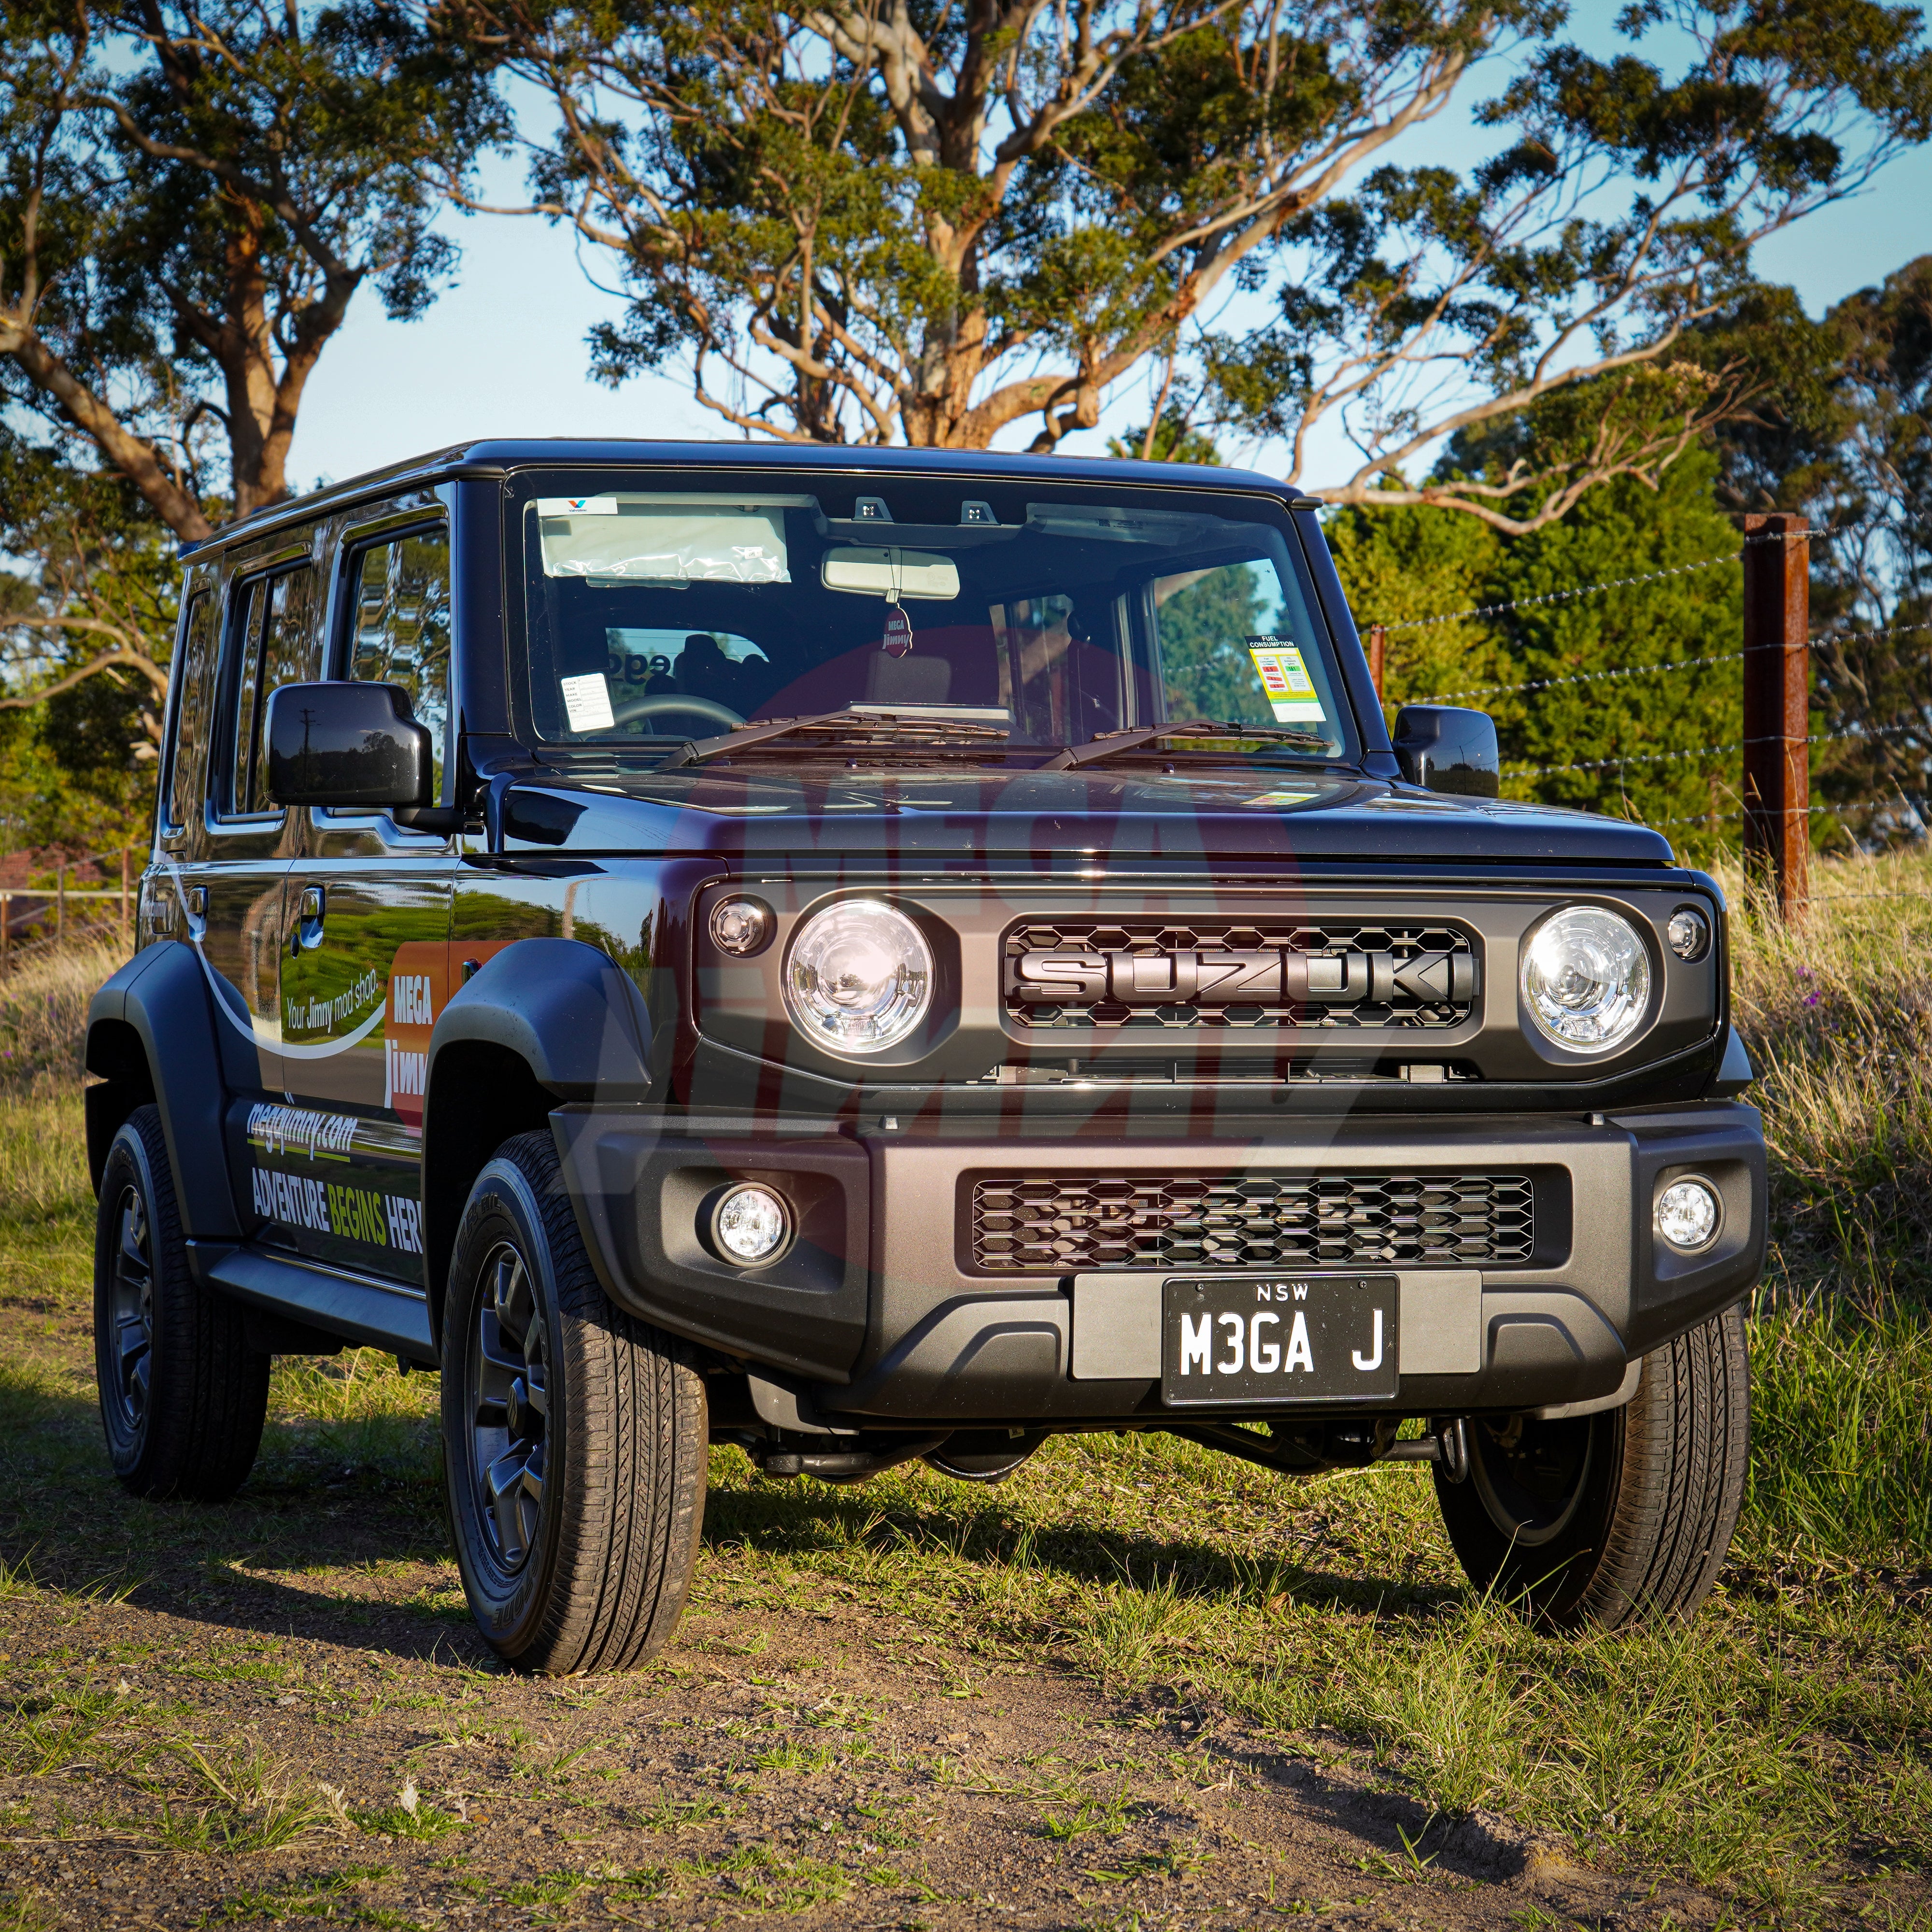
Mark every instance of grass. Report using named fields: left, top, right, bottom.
left=137, top=1742, right=335, bottom=1854
left=0, top=866, right=1927, bottom=1916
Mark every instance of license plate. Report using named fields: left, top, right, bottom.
left=1162, top=1274, right=1398, bottom=1405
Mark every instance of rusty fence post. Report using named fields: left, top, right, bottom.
left=1366, top=623, right=1386, bottom=701
left=1741, top=513, right=1811, bottom=920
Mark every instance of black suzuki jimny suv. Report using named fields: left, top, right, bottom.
left=85, top=441, right=1764, bottom=1671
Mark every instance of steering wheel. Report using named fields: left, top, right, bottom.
left=609, top=693, right=745, bottom=734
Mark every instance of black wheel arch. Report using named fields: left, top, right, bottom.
left=85, top=942, right=241, bottom=1240
left=422, top=938, right=660, bottom=1343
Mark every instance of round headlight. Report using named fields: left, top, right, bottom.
left=711, top=1184, right=792, bottom=1264
left=1520, top=906, right=1651, bottom=1053
left=784, top=899, right=933, bottom=1055
left=1656, top=1177, right=1720, bottom=1252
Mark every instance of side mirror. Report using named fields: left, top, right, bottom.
left=1391, top=704, right=1500, bottom=798
left=266, top=682, right=432, bottom=811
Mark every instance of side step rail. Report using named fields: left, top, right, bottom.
left=188, top=1241, right=437, bottom=1364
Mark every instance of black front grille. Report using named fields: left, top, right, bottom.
left=1003, top=918, right=1477, bottom=1031
left=971, top=1172, right=1534, bottom=1271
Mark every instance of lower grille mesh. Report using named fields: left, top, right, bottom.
left=971, top=1172, right=1534, bottom=1271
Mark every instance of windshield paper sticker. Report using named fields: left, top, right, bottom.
left=560, top=671, right=617, bottom=731
left=1245, top=637, right=1325, bottom=724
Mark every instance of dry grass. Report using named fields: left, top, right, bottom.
left=1725, top=845, right=1932, bottom=1285
left=0, top=934, right=127, bottom=1098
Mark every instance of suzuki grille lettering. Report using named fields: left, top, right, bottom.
left=1006, top=948, right=1471, bottom=1007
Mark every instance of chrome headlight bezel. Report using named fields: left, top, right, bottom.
left=783, top=897, right=935, bottom=1057
left=1519, top=904, right=1654, bottom=1056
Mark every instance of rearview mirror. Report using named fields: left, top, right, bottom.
left=1391, top=705, right=1500, bottom=798
left=821, top=546, right=961, bottom=600
left=266, top=682, right=433, bottom=811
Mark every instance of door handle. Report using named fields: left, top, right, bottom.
left=292, top=884, right=325, bottom=953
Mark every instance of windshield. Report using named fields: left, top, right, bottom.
left=508, top=471, right=1353, bottom=760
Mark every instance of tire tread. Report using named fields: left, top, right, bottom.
left=1435, top=1301, right=1749, bottom=1631
left=445, top=1132, right=705, bottom=1673
left=96, top=1106, right=268, bottom=1501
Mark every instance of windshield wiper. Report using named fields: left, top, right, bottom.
left=1039, top=721, right=1330, bottom=771
left=657, top=704, right=1012, bottom=769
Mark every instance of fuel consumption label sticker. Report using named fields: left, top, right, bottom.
left=1245, top=636, right=1326, bottom=724
left=560, top=671, right=617, bottom=731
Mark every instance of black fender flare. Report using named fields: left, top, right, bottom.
left=427, top=938, right=656, bottom=1104
left=420, top=939, right=658, bottom=1322
left=85, top=941, right=241, bottom=1239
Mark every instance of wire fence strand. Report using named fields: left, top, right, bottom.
left=1369, top=519, right=1896, bottom=637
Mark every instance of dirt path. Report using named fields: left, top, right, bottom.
left=0, top=1165, right=1877, bottom=1932
left=2, top=1391, right=1742, bottom=1932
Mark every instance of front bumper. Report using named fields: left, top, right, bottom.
left=550, top=1102, right=1765, bottom=1423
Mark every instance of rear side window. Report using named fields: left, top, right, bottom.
left=221, top=565, right=318, bottom=816
left=343, top=527, right=451, bottom=801
left=165, top=588, right=218, bottom=830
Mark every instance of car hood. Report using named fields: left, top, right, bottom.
left=490, top=765, right=1676, bottom=869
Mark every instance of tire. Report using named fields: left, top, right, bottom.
left=441, top=1132, right=707, bottom=1673
left=1434, top=1301, right=1750, bottom=1630
left=93, top=1105, right=269, bottom=1500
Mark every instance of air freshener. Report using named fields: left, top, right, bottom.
left=882, top=603, right=914, bottom=657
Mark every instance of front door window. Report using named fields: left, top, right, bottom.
left=347, top=530, right=453, bottom=800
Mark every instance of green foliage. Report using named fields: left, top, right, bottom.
left=1322, top=492, right=1506, bottom=708
left=0, top=432, right=179, bottom=848
left=500, top=0, right=1932, bottom=483
left=0, top=3, right=503, bottom=843
left=1106, top=411, right=1224, bottom=467
left=1330, top=444, right=1743, bottom=857
left=1480, top=458, right=1744, bottom=839
left=1709, top=255, right=1932, bottom=833
left=1325, top=254, right=1932, bottom=856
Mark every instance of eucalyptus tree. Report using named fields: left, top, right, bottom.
left=0, top=0, right=502, bottom=733
left=467, top=0, right=1928, bottom=530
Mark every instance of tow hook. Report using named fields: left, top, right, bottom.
left=1381, top=1417, right=1471, bottom=1481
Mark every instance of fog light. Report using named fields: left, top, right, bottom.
left=1667, top=907, right=1710, bottom=960
left=1656, top=1178, right=1720, bottom=1252
left=711, top=896, right=774, bottom=957
left=711, top=1184, right=791, bottom=1265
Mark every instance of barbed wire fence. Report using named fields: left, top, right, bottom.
left=1361, top=515, right=1931, bottom=917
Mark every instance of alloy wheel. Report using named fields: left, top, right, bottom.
left=1468, top=1414, right=1595, bottom=1548
left=107, top=1183, right=155, bottom=1436
left=467, top=1242, right=551, bottom=1572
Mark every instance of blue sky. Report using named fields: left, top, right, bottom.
left=291, top=29, right=1932, bottom=494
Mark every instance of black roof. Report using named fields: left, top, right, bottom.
left=181, top=437, right=1310, bottom=556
